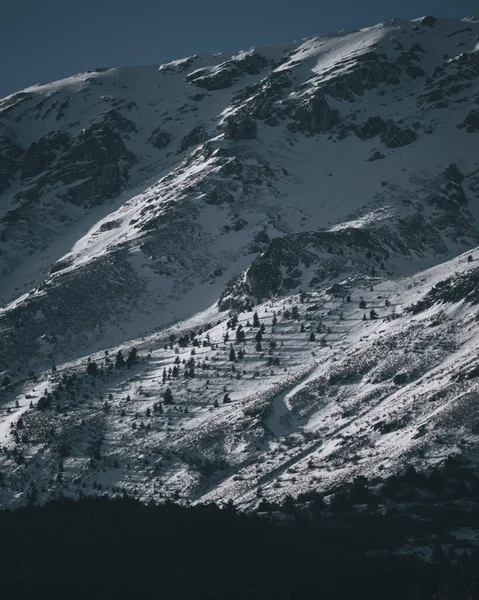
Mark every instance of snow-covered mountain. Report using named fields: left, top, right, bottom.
left=2, top=15, right=479, bottom=508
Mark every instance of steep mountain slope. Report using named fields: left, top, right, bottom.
left=1, top=15, right=479, bottom=508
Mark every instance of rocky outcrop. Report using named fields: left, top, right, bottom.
left=223, top=112, right=257, bottom=140
left=102, top=109, right=138, bottom=136
left=316, top=52, right=402, bottom=102
left=178, top=125, right=209, bottom=152
left=186, top=53, right=268, bottom=91
left=55, top=122, right=136, bottom=205
left=14, top=121, right=136, bottom=207
left=220, top=228, right=386, bottom=305
left=458, top=109, right=479, bottom=132
left=147, top=127, right=172, bottom=150
left=419, top=50, right=479, bottom=108
left=21, top=132, right=71, bottom=180
left=0, top=128, right=23, bottom=192
left=355, top=116, right=416, bottom=147
left=380, top=120, right=417, bottom=148
left=425, top=165, right=468, bottom=212
left=355, top=116, right=387, bottom=140
left=289, top=92, right=341, bottom=134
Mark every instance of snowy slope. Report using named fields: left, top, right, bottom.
left=1, top=15, right=479, bottom=508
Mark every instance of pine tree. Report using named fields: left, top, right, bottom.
left=115, top=351, right=126, bottom=368
left=300, top=324, right=305, bottom=332
left=235, top=326, right=246, bottom=343
left=229, top=347, right=236, bottom=361
left=309, top=332, right=316, bottom=342
left=163, top=388, right=174, bottom=405
left=253, top=312, right=260, bottom=327
left=126, top=347, right=138, bottom=367
left=86, top=361, right=98, bottom=377
left=291, top=305, right=300, bottom=319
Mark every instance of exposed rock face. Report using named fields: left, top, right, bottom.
left=355, top=116, right=388, bottom=140
left=0, top=128, right=23, bottom=193
left=458, top=109, right=479, bottom=132
left=186, top=53, right=269, bottom=91
left=52, top=122, right=135, bottom=205
left=11, top=119, right=136, bottom=208
left=21, top=132, right=71, bottom=180
left=419, top=49, right=479, bottom=108
left=355, top=116, right=416, bottom=147
left=147, top=127, right=172, bottom=150
left=379, top=120, right=417, bottom=148
left=224, top=228, right=386, bottom=304
left=223, top=112, right=257, bottom=140
left=318, top=51, right=402, bottom=100
left=421, top=15, right=438, bottom=27
left=289, top=92, right=341, bottom=134
left=426, top=165, right=468, bottom=212
left=102, top=109, right=138, bottom=136
left=179, top=125, right=209, bottom=152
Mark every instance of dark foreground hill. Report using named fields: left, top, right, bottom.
left=2, top=481, right=479, bottom=600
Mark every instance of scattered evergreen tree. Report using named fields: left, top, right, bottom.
left=126, top=348, right=138, bottom=367
left=86, top=361, right=98, bottom=377
left=229, top=347, right=236, bottom=362
left=253, top=312, right=260, bottom=327
left=309, top=332, right=316, bottom=342
left=236, top=326, right=246, bottom=343
left=163, top=388, right=174, bottom=405
left=115, top=351, right=126, bottom=368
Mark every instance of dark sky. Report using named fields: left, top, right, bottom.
left=1, top=0, right=477, bottom=97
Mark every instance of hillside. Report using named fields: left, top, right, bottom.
left=1, top=15, right=479, bottom=509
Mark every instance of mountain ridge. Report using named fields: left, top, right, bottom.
left=1, top=15, right=479, bottom=509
